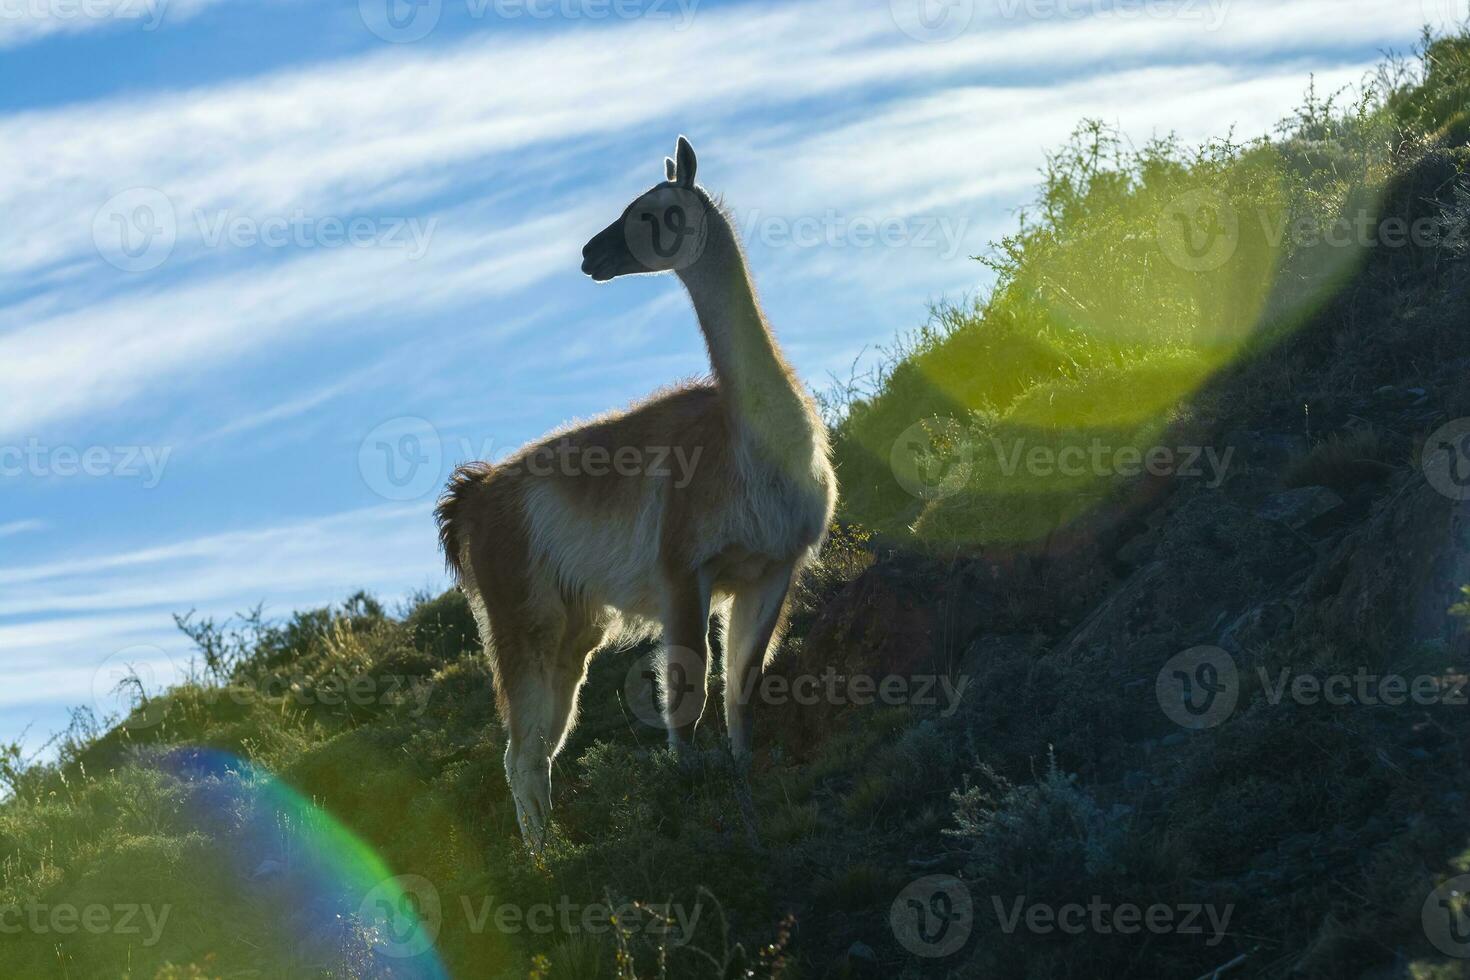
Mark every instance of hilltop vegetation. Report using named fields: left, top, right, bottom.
left=829, top=34, right=1470, bottom=551
left=4, top=29, right=1470, bottom=980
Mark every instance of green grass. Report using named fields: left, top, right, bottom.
left=828, top=33, right=1470, bottom=549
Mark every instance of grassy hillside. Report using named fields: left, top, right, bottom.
left=829, top=34, right=1470, bottom=549
left=4, top=30, right=1470, bottom=980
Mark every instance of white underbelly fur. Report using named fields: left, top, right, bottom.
left=517, top=446, right=832, bottom=638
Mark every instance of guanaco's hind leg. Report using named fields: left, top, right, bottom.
left=723, top=565, right=794, bottom=761
left=500, top=607, right=602, bottom=849
left=660, top=574, right=714, bottom=755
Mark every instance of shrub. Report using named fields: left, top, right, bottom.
left=946, top=752, right=1126, bottom=884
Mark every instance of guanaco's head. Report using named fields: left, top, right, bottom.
left=581, top=135, right=711, bottom=282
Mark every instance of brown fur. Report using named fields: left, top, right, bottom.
left=435, top=139, right=836, bottom=846
left=435, top=382, right=740, bottom=735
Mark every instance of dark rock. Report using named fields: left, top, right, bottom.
left=1257, top=486, right=1345, bottom=531
left=763, top=554, right=993, bottom=755
left=1063, top=491, right=1313, bottom=668
left=1354, top=147, right=1466, bottom=276
left=965, top=633, right=1038, bottom=661
left=1299, top=476, right=1470, bottom=655
left=1380, top=147, right=1465, bottom=240
left=1115, top=531, right=1157, bottom=568
left=907, top=854, right=965, bottom=872
left=1223, top=430, right=1309, bottom=470
left=1219, top=601, right=1296, bottom=654
left=1406, top=721, right=1447, bottom=749
left=770, top=543, right=1112, bottom=756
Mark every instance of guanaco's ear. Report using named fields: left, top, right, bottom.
left=664, top=156, right=677, bottom=182
left=674, top=135, right=697, bottom=187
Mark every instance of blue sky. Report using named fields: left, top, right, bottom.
left=0, top=0, right=1460, bottom=757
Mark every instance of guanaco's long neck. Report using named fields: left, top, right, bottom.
left=677, top=205, right=818, bottom=465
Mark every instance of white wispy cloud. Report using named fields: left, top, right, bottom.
left=0, top=518, right=47, bottom=539
left=0, top=0, right=1425, bottom=282
left=0, top=0, right=230, bottom=48
left=0, top=504, right=442, bottom=710
left=0, top=203, right=591, bottom=440
left=0, top=502, right=432, bottom=593
left=0, top=0, right=1418, bottom=442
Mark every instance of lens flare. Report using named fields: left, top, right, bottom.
left=155, top=747, right=449, bottom=979
left=849, top=132, right=1396, bottom=550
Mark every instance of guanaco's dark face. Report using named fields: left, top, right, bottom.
left=581, top=135, right=709, bottom=282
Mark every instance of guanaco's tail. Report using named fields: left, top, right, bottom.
left=435, top=461, right=494, bottom=583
